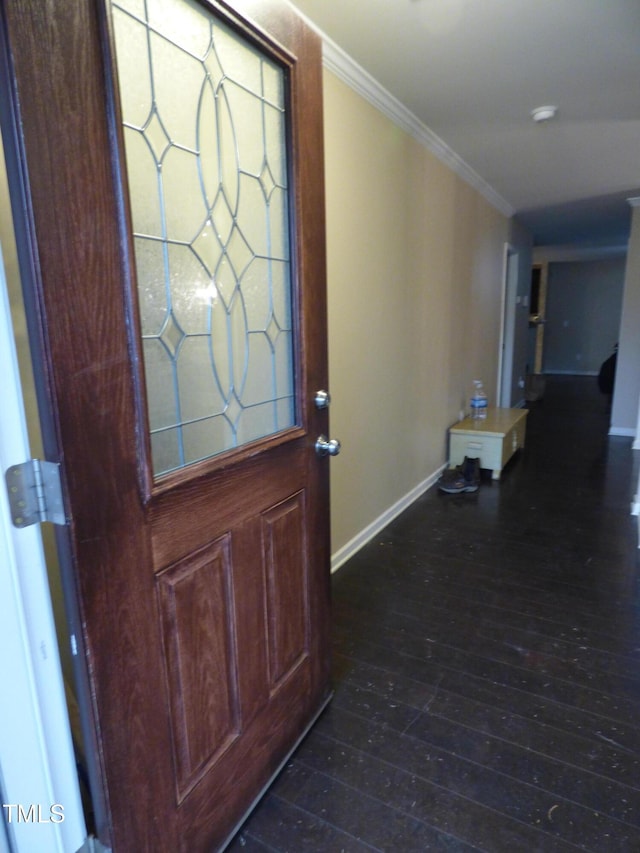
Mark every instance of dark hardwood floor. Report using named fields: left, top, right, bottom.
left=228, top=375, right=640, bottom=852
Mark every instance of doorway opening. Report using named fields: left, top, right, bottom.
left=529, top=262, right=548, bottom=374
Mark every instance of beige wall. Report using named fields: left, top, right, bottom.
left=323, top=71, right=511, bottom=556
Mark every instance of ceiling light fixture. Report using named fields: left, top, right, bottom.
left=531, top=105, right=558, bottom=123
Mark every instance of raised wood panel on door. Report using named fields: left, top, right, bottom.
left=263, top=491, right=309, bottom=688
left=157, top=536, right=240, bottom=802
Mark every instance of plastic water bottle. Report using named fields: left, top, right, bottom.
left=470, top=380, right=487, bottom=420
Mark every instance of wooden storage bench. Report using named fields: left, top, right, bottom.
left=449, top=408, right=528, bottom=480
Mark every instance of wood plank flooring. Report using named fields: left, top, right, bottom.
left=228, top=376, right=640, bottom=852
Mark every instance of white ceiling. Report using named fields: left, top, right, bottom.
left=288, top=0, right=640, bottom=248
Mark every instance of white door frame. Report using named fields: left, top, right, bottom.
left=0, top=240, right=86, bottom=852
left=497, top=243, right=519, bottom=407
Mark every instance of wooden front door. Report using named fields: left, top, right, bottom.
left=3, top=1, right=332, bottom=850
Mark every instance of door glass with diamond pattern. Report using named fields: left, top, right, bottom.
left=112, top=0, right=295, bottom=477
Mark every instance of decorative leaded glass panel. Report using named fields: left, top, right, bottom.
left=111, top=0, right=295, bottom=476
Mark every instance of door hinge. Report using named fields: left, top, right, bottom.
left=5, top=459, right=66, bottom=527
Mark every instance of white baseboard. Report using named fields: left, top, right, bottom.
left=330, top=465, right=446, bottom=574
left=609, top=427, right=636, bottom=437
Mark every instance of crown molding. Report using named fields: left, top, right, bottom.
left=287, top=3, right=515, bottom=218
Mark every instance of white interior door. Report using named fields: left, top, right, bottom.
left=0, top=241, right=86, bottom=851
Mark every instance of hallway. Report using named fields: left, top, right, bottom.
left=229, top=376, right=640, bottom=851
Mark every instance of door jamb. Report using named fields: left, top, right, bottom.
left=497, top=243, right=518, bottom=407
